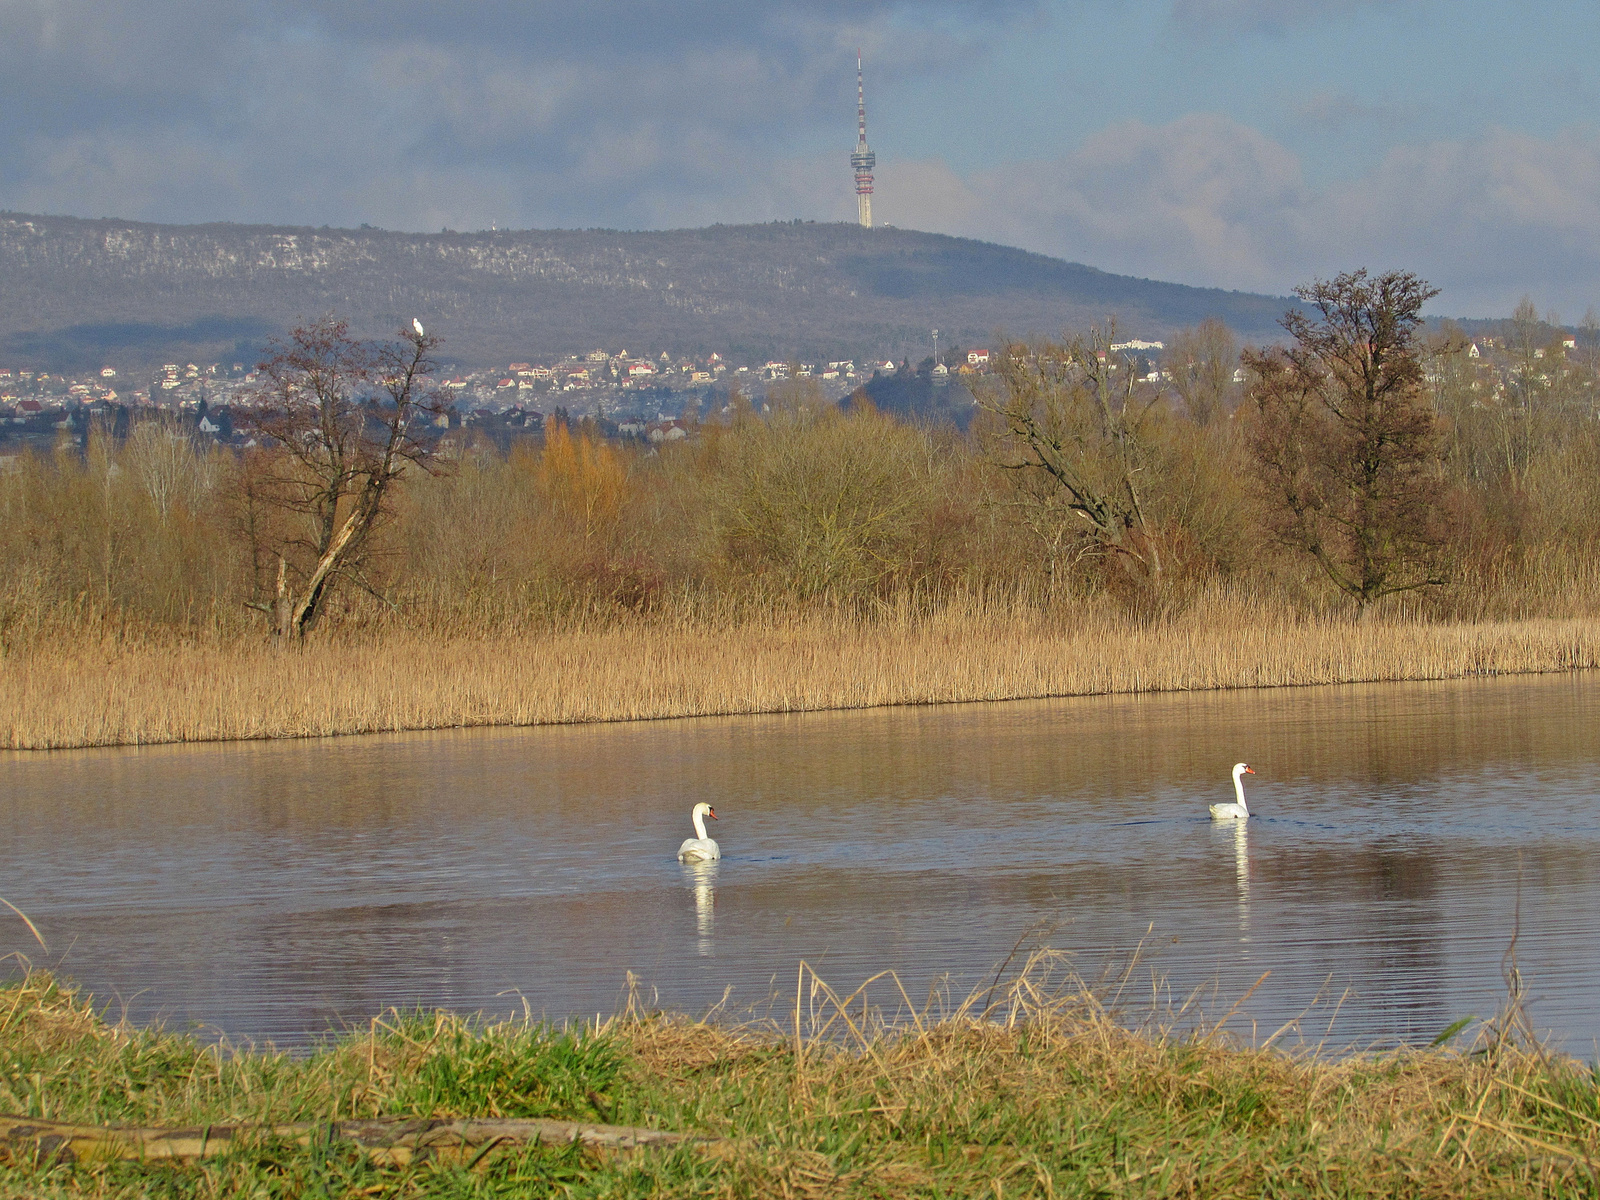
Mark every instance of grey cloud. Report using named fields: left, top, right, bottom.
left=1170, top=0, right=1413, bottom=35
left=884, top=114, right=1309, bottom=288
left=0, top=0, right=1031, bottom=228
left=0, top=0, right=257, bottom=136
left=1317, top=126, right=1600, bottom=311
left=873, top=115, right=1600, bottom=318
left=290, top=0, right=1015, bottom=51
left=1289, top=90, right=1414, bottom=132
left=12, top=0, right=1573, bottom=320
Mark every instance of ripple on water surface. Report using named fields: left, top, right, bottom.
left=3, top=671, right=1599, bottom=1052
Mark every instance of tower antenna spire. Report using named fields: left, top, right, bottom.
left=851, top=51, right=876, bottom=228
left=857, top=51, right=867, bottom=144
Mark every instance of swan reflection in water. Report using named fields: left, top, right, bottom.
left=1212, top=819, right=1251, bottom=945
left=681, top=860, right=718, bottom=956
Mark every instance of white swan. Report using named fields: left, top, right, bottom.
left=1209, top=762, right=1256, bottom=820
left=677, top=802, right=721, bottom=862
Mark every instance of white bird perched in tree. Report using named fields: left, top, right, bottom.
left=412, top=318, right=425, bottom=337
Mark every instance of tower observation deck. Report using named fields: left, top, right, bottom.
left=851, top=53, right=875, bottom=228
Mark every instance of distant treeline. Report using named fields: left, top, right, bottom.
left=4, top=275, right=1600, bottom=651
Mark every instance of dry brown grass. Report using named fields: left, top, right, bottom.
left=5, top=591, right=1600, bottom=749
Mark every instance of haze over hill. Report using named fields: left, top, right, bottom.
left=0, top=212, right=1294, bottom=372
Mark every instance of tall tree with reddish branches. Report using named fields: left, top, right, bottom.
left=1245, top=269, right=1447, bottom=615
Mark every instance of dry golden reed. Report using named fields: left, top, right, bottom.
left=5, top=592, right=1599, bottom=750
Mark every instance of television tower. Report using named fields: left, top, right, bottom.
left=851, top=52, right=876, bottom=228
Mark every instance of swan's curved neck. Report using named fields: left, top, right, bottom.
left=1233, top=772, right=1249, bottom=813
left=692, top=810, right=708, bottom=840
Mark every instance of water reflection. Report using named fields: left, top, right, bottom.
left=681, top=861, right=717, bottom=957
left=5, top=671, right=1600, bottom=1050
left=1227, top=821, right=1250, bottom=943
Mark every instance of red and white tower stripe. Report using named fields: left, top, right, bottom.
left=851, top=52, right=876, bottom=228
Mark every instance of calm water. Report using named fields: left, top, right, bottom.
left=4, top=673, right=1600, bottom=1053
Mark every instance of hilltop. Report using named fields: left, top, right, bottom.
left=0, top=212, right=1292, bottom=371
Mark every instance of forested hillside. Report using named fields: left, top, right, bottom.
left=0, top=212, right=1290, bottom=370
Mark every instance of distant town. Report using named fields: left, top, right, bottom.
left=2, top=326, right=1575, bottom=459
left=0, top=341, right=1026, bottom=453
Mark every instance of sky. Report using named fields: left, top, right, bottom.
left=3, top=0, right=1598, bottom=318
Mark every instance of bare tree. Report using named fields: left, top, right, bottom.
left=1421, top=319, right=1496, bottom=484
left=707, top=388, right=942, bottom=602
left=1489, top=295, right=1556, bottom=484
left=122, top=413, right=216, bottom=523
left=1245, top=269, right=1447, bottom=615
left=1167, top=318, right=1239, bottom=425
left=242, top=316, right=445, bottom=638
left=977, top=326, right=1177, bottom=601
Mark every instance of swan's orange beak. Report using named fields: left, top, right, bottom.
left=1244, top=767, right=1255, bottom=774
left=707, top=808, right=718, bottom=820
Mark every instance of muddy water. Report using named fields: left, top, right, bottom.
left=4, top=672, right=1600, bottom=1052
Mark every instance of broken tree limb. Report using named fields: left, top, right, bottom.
left=0, top=1113, right=729, bottom=1167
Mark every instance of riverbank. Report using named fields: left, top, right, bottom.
left=6, top=599, right=1600, bottom=749
left=0, top=966, right=1593, bottom=1198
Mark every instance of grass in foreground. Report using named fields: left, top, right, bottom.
left=2, top=960, right=1598, bottom=1198
left=7, top=593, right=1600, bottom=749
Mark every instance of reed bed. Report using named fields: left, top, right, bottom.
left=2, top=956, right=1597, bottom=1198
left=4, top=594, right=1600, bottom=750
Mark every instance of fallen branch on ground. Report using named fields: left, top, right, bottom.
left=0, top=1113, right=726, bottom=1167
